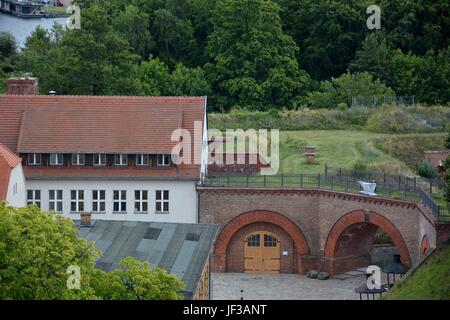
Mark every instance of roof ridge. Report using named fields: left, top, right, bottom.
left=0, top=94, right=207, bottom=99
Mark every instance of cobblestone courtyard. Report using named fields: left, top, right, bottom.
left=211, top=272, right=371, bottom=300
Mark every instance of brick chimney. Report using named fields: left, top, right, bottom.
left=7, top=75, right=39, bottom=95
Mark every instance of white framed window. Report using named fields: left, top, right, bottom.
left=71, top=153, right=85, bottom=166
left=27, top=189, right=41, bottom=208
left=134, top=190, right=148, bottom=213
left=50, top=153, right=63, bottom=166
left=49, top=190, right=63, bottom=212
left=92, top=190, right=106, bottom=213
left=70, top=190, right=84, bottom=212
left=157, top=154, right=171, bottom=166
left=113, top=190, right=127, bottom=213
left=114, top=154, right=128, bottom=166
left=28, top=153, right=41, bottom=165
left=136, top=154, right=149, bottom=166
left=94, top=154, right=106, bottom=166
left=155, top=190, right=169, bottom=212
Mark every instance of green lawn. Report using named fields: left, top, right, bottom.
left=279, top=130, right=443, bottom=175
left=384, top=246, right=450, bottom=300
left=208, top=129, right=444, bottom=176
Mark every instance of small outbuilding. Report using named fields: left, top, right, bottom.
left=78, top=219, right=219, bottom=300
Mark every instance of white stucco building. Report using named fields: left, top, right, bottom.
left=0, top=78, right=208, bottom=223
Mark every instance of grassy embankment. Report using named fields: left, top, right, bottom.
left=384, top=246, right=450, bottom=300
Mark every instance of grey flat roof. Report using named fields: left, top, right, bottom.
left=77, top=220, right=219, bottom=300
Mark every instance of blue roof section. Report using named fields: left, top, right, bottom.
left=77, top=220, right=219, bottom=300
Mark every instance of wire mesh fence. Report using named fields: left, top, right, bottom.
left=351, top=96, right=415, bottom=108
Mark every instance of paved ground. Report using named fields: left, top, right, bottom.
left=211, top=270, right=390, bottom=300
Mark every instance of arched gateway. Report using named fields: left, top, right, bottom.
left=213, top=210, right=310, bottom=273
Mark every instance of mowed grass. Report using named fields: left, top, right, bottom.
left=279, top=130, right=443, bottom=174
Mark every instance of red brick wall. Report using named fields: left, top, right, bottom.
left=7, top=78, right=39, bottom=95
left=198, top=187, right=439, bottom=274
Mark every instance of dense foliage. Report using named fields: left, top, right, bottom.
left=0, top=0, right=449, bottom=110
left=0, top=203, right=184, bottom=300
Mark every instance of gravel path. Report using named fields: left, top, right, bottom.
left=211, top=272, right=368, bottom=300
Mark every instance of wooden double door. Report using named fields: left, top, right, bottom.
left=244, top=231, right=280, bottom=273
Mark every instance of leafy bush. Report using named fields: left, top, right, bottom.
left=306, top=72, right=395, bottom=109
left=417, top=160, right=438, bottom=179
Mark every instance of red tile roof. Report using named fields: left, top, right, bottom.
left=0, top=143, right=22, bottom=200
left=0, top=95, right=206, bottom=179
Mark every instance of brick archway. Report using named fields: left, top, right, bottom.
left=214, top=210, right=310, bottom=257
left=324, top=210, right=412, bottom=267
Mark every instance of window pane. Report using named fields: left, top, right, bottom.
left=49, top=202, right=55, bottom=211
left=79, top=202, right=84, bottom=211
left=163, top=202, right=169, bottom=212
left=71, top=202, right=76, bottom=212
left=93, top=190, right=98, bottom=200
left=143, top=191, right=148, bottom=200
left=27, top=190, right=33, bottom=199
left=57, top=202, right=63, bottom=212
left=71, top=190, right=76, bottom=199
left=114, top=202, right=119, bottom=212
left=100, top=190, right=105, bottom=199
left=35, top=190, right=41, bottom=199
left=163, top=190, right=169, bottom=200
left=100, top=202, right=105, bottom=212
left=114, top=190, right=119, bottom=200
left=93, top=202, right=98, bottom=212
left=79, top=190, right=84, bottom=199
left=49, top=190, right=55, bottom=200
left=57, top=190, right=63, bottom=199
left=156, top=190, right=161, bottom=200
left=35, top=201, right=41, bottom=208
left=121, top=190, right=126, bottom=199
left=143, top=202, right=148, bottom=212
left=156, top=202, right=161, bottom=212
left=121, top=202, right=126, bottom=212
left=135, top=202, right=140, bottom=211
left=135, top=190, right=140, bottom=200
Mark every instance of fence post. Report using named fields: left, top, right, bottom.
left=281, top=174, right=284, bottom=187
left=301, top=174, right=303, bottom=188
left=339, top=167, right=342, bottom=177
left=331, top=175, right=334, bottom=190
left=227, top=176, right=230, bottom=186
left=318, top=174, right=321, bottom=188
left=346, top=177, right=349, bottom=191
left=413, top=177, right=416, bottom=190
left=264, top=175, right=267, bottom=187
left=246, top=175, right=249, bottom=187
left=325, top=164, right=328, bottom=178
left=430, top=180, right=432, bottom=194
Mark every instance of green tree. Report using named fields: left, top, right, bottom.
left=444, top=156, right=450, bottom=205
left=138, top=58, right=171, bottom=95
left=170, top=63, right=211, bottom=96
left=91, top=257, right=184, bottom=300
left=112, top=4, right=154, bottom=61
left=206, top=0, right=309, bottom=110
left=307, top=72, right=395, bottom=108
left=349, top=33, right=392, bottom=83
left=0, top=203, right=99, bottom=299
left=276, top=0, right=367, bottom=80
left=446, top=126, right=450, bottom=149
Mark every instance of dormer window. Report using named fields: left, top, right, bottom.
left=50, top=153, right=63, bottom=166
left=136, top=154, right=149, bottom=166
left=157, top=154, right=171, bottom=166
left=71, top=153, right=85, bottom=166
left=114, top=154, right=128, bottom=166
left=94, top=154, right=106, bottom=166
left=28, top=153, right=41, bottom=165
